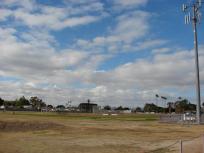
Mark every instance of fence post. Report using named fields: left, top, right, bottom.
left=203, top=135, right=204, bottom=153
left=180, top=140, right=183, bottom=153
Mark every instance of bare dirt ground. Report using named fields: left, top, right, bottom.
left=0, top=120, right=64, bottom=132
left=0, top=112, right=204, bottom=153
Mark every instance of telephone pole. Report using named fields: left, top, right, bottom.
left=182, top=0, right=202, bottom=124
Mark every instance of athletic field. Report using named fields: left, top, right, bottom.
left=0, top=112, right=203, bottom=153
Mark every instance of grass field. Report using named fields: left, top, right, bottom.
left=0, top=112, right=204, bottom=153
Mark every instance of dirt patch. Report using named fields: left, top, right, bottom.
left=0, top=120, right=64, bottom=132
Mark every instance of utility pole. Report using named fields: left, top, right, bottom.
left=182, top=0, right=202, bottom=124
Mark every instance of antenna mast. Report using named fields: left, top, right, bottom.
left=182, top=0, right=202, bottom=124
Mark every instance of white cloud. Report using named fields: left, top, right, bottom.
left=0, top=32, right=203, bottom=106
left=75, top=10, right=152, bottom=53
left=113, top=11, right=150, bottom=42
left=0, top=9, right=13, bottom=21
left=51, top=16, right=102, bottom=30
left=61, top=48, right=203, bottom=105
left=0, top=27, right=90, bottom=83
left=0, top=26, right=113, bottom=90
left=135, top=39, right=168, bottom=51
left=112, top=0, right=148, bottom=10
left=1, top=0, right=35, bottom=10
left=152, top=48, right=171, bottom=54
left=0, top=0, right=105, bottom=31
left=1, top=0, right=202, bottom=107
left=52, top=50, right=88, bottom=68
left=13, top=8, right=103, bottom=30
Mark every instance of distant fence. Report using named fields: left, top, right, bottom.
left=158, top=114, right=204, bottom=153
left=146, top=135, right=204, bottom=153
left=201, top=114, right=204, bottom=123
left=160, top=114, right=183, bottom=123
left=159, top=114, right=204, bottom=124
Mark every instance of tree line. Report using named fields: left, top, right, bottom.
left=103, top=98, right=200, bottom=114
left=143, top=99, right=197, bottom=113
left=0, top=96, right=201, bottom=114
left=0, top=96, right=46, bottom=110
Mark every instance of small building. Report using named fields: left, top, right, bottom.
left=23, top=105, right=33, bottom=110
left=122, top=110, right=132, bottom=114
left=78, top=102, right=98, bottom=113
left=0, top=105, right=5, bottom=110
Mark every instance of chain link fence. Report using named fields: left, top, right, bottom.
left=159, top=114, right=204, bottom=124
left=145, top=135, right=204, bottom=153
left=155, top=114, right=204, bottom=153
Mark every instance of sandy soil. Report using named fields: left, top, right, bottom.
left=0, top=112, right=204, bottom=153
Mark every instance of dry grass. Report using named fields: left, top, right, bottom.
left=0, top=112, right=204, bottom=153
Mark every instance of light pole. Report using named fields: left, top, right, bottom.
left=182, top=0, right=202, bottom=124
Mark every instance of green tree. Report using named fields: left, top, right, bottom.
left=167, top=102, right=174, bottom=113
left=15, top=96, right=30, bottom=108
left=175, top=99, right=196, bottom=113
left=47, top=105, right=53, bottom=109
left=144, top=103, right=156, bottom=112
left=114, top=106, right=130, bottom=111
left=30, top=96, right=46, bottom=110
left=144, top=103, right=164, bottom=113
left=104, top=105, right=111, bottom=110
left=114, top=106, right=123, bottom=110
left=135, top=107, right=142, bottom=112
left=0, top=98, right=4, bottom=106
left=4, top=100, right=15, bottom=107
left=56, top=105, right=65, bottom=109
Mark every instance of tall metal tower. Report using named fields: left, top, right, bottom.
left=182, top=0, right=202, bottom=124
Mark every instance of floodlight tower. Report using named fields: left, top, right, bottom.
left=182, top=0, right=202, bottom=124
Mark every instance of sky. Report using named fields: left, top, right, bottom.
left=0, top=0, right=204, bottom=107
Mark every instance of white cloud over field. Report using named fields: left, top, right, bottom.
left=0, top=0, right=202, bottom=107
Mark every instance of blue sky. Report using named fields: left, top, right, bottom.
left=0, top=0, right=204, bottom=107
